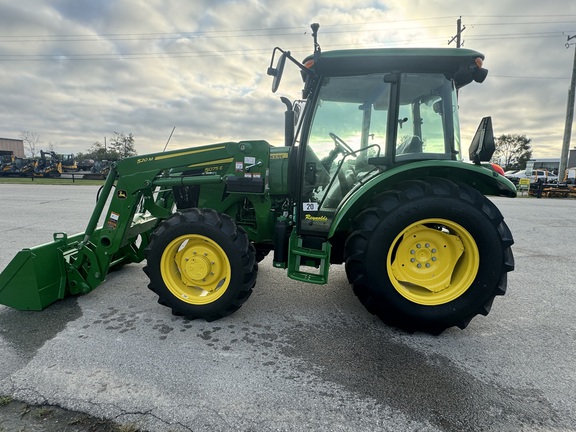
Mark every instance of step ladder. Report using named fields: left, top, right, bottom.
left=287, top=230, right=331, bottom=284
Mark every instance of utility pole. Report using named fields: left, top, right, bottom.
left=559, top=34, right=576, bottom=182
left=448, top=17, right=466, bottom=48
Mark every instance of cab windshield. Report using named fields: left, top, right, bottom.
left=302, top=72, right=460, bottom=215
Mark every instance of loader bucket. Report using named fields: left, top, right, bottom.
left=0, top=236, right=71, bottom=311
left=0, top=168, right=120, bottom=312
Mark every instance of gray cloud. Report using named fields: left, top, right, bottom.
left=1, top=0, right=575, bottom=159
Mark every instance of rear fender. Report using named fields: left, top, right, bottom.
left=328, top=160, right=516, bottom=237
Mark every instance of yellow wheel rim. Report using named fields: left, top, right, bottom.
left=160, top=234, right=231, bottom=305
left=387, top=218, right=479, bottom=306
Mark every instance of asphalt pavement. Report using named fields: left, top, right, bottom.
left=0, top=184, right=575, bottom=432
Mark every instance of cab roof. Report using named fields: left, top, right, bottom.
left=303, top=47, right=485, bottom=83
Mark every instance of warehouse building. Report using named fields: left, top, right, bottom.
left=0, top=138, right=25, bottom=158
left=527, top=150, right=576, bottom=175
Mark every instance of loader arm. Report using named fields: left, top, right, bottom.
left=0, top=141, right=271, bottom=310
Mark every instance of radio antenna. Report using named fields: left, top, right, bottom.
left=163, top=126, right=176, bottom=152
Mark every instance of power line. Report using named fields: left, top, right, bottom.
left=491, top=75, right=570, bottom=80
left=0, top=17, right=461, bottom=40
left=463, top=14, right=576, bottom=18
left=469, top=20, right=576, bottom=26
left=467, top=34, right=575, bottom=41
left=0, top=17, right=574, bottom=42
left=0, top=25, right=457, bottom=43
left=0, top=16, right=575, bottom=63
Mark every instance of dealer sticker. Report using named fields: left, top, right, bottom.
left=107, top=212, right=120, bottom=229
left=303, top=202, right=319, bottom=211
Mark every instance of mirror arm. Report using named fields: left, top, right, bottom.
left=267, top=47, right=314, bottom=78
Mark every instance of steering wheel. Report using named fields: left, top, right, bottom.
left=329, top=132, right=354, bottom=155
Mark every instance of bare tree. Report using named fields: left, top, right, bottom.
left=20, top=131, right=42, bottom=158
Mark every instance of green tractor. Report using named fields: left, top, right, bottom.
left=0, top=25, right=515, bottom=334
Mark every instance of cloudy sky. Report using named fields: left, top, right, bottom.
left=1, top=0, right=576, bottom=159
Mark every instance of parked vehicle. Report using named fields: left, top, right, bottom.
left=60, top=154, right=78, bottom=172
left=77, top=159, right=95, bottom=171
left=33, top=150, right=62, bottom=178
left=0, top=24, right=516, bottom=335
left=528, top=169, right=557, bottom=184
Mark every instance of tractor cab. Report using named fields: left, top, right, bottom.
left=298, top=65, right=464, bottom=215
left=267, top=24, right=510, bottom=285
left=270, top=47, right=492, bottom=226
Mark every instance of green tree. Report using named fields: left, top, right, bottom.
left=78, top=132, right=136, bottom=161
left=109, top=132, right=136, bottom=159
left=81, top=141, right=116, bottom=161
left=493, top=134, right=532, bottom=170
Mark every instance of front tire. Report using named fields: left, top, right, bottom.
left=144, top=208, right=257, bottom=321
left=345, top=178, right=514, bottom=334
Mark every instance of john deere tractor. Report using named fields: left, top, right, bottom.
left=0, top=24, right=515, bottom=334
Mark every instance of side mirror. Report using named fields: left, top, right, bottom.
left=473, top=67, right=488, bottom=84
left=469, top=116, right=495, bottom=164
left=267, top=51, right=288, bottom=93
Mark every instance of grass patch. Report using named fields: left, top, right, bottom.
left=0, top=398, right=134, bottom=431
left=117, top=424, right=141, bottom=432
left=33, top=407, right=53, bottom=418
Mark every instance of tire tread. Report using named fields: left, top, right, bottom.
left=344, top=177, right=514, bottom=334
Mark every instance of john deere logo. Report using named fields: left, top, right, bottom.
left=117, top=190, right=127, bottom=199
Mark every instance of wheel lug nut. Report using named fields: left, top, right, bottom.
left=410, top=258, right=416, bottom=263
left=426, top=263, right=431, bottom=268
left=417, top=263, right=422, bottom=268
left=416, top=244, right=421, bottom=248
left=425, top=243, right=430, bottom=248
left=431, top=248, right=436, bottom=253
left=432, top=257, right=437, bottom=261
left=410, top=250, right=415, bottom=254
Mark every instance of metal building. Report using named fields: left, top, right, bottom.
left=0, top=138, right=25, bottom=158
left=528, top=150, right=576, bottom=174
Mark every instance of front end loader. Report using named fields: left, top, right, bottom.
left=0, top=24, right=516, bottom=334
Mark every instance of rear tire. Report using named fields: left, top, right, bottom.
left=344, top=178, right=514, bottom=334
left=144, top=209, right=257, bottom=321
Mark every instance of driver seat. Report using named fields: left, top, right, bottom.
left=397, top=136, right=423, bottom=154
